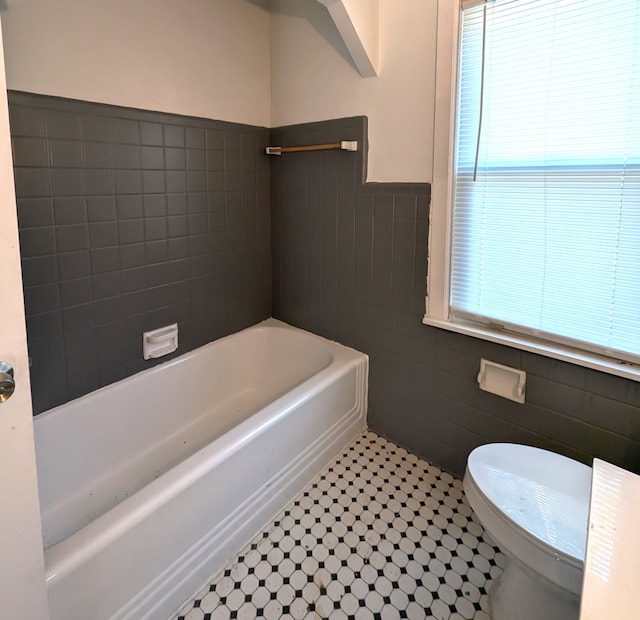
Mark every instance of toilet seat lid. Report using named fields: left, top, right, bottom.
left=467, top=443, right=592, bottom=562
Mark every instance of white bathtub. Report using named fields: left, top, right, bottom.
left=33, top=319, right=368, bottom=620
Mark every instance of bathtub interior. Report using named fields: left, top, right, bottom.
left=34, top=321, right=335, bottom=549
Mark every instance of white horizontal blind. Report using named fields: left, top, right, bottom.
left=451, top=0, right=640, bottom=362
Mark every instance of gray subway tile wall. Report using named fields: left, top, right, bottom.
left=10, top=91, right=271, bottom=414
left=270, top=116, right=640, bottom=478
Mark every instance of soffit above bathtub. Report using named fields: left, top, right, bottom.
left=315, top=0, right=379, bottom=77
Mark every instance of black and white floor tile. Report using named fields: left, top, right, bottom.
left=171, top=431, right=506, bottom=620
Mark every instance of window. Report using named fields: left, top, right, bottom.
left=426, top=0, right=640, bottom=378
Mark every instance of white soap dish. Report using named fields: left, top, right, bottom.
left=143, top=323, right=178, bottom=360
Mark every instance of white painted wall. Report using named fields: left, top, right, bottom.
left=1, top=0, right=271, bottom=127
left=2, top=0, right=436, bottom=180
left=270, top=0, right=437, bottom=182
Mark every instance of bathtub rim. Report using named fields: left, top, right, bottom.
left=35, top=317, right=336, bottom=426
left=116, top=374, right=367, bottom=620
left=35, top=316, right=338, bottom=547
left=40, top=318, right=367, bottom=586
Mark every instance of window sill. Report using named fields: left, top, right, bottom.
left=422, top=315, right=640, bottom=383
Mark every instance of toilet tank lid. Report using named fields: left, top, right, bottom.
left=467, top=443, right=592, bottom=561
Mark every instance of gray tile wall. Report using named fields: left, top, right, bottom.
left=271, top=116, right=640, bottom=477
left=11, top=97, right=640, bottom=476
left=10, top=91, right=271, bottom=414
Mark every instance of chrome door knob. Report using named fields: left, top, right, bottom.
left=0, top=362, right=15, bottom=403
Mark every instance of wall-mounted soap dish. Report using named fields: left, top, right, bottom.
left=143, top=323, right=178, bottom=360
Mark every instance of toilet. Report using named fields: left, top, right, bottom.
left=464, top=443, right=592, bottom=620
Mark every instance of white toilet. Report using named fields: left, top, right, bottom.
left=464, top=443, right=592, bottom=620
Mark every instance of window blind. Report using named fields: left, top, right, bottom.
left=450, top=0, right=640, bottom=362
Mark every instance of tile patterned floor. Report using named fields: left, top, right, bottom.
left=171, top=431, right=506, bottom=620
